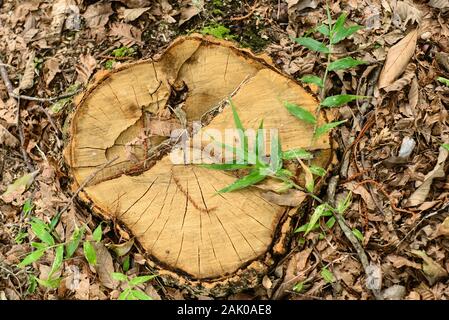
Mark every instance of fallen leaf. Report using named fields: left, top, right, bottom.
left=148, top=119, right=182, bottom=136
left=0, top=124, right=19, bottom=148
left=378, top=29, right=418, bottom=88
left=83, top=2, right=113, bottom=29
left=435, top=216, right=449, bottom=238
left=383, top=63, right=416, bottom=92
left=406, top=144, right=448, bottom=206
left=179, top=1, right=203, bottom=26
left=344, top=181, right=375, bottom=210
left=109, top=22, right=143, bottom=46
left=411, top=250, right=448, bottom=285
left=382, top=285, right=406, bottom=300
left=1, top=170, right=39, bottom=203
left=387, top=255, right=421, bottom=269
left=43, top=57, right=61, bottom=86
left=114, top=0, right=152, bottom=8
left=76, top=54, right=97, bottom=85
left=428, top=0, right=449, bottom=11
left=17, top=51, right=36, bottom=91
left=394, top=0, right=422, bottom=25
left=118, top=7, right=151, bottom=22
left=94, top=243, right=118, bottom=290
left=106, top=239, right=135, bottom=257
left=145, top=284, right=161, bottom=300
left=50, top=0, right=80, bottom=35
left=260, top=189, right=307, bottom=206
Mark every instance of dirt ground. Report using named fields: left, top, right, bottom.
left=1, top=0, right=449, bottom=300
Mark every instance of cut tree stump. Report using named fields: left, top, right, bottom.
left=64, top=35, right=333, bottom=296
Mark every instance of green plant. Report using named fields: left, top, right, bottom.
left=17, top=215, right=103, bottom=289
left=112, top=46, right=136, bottom=58
left=111, top=272, right=156, bottom=300
left=200, top=24, right=234, bottom=40
left=442, top=144, right=449, bottom=151
left=285, top=3, right=366, bottom=139
left=437, top=77, right=449, bottom=86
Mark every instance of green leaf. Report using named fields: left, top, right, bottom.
left=438, top=77, right=449, bottom=86
left=282, top=148, right=313, bottom=160
left=31, top=242, right=47, bottom=250
left=315, top=24, right=329, bottom=36
left=336, top=192, right=352, bottom=214
left=22, top=199, right=34, bottom=216
left=256, top=119, right=265, bottom=166
left=49, top=245, right=64, bottom=277
left=310, top=166, right=326, bottom=176
left=36, top=277, right=61, bottom=289
left=321, top=94, right=365, bottom=107
left=49, top=212, right=62, bottom=231
left=295, top=222, right=320, bottom=234
left=352, top=228, right=364, bottom=242
left=314, top=120, right=347, bottom=139
left=218, top=170, right=267, bottom=193
left=332, top=25, right=363, bottom=44
left=200, top=164, right=251, bottom=170
left=331, top=13, right=347, bottom=37
left=27, top=275, right=37, bottom=294
left=18, top=249, right=45, bottom=268
left=66, top=226, right=85, bottom=258
left=270, top=131, right=283, bottom=173
left=123, top=256, right=130, bottom=272
left=93, top=223, right=103, bottom=243
left=83, top=241, right=97, bottom=266
left=293, top=281, right=305, bottom=293
left=300, top=75, right=324, bottom=88
left=130, top=289, right=152, bottom=300
left=118, top=288, right=132, bottom=300
left=111, top=272, right=128, bottom=282
left=305, top=204, right=331, bottom=235
left=442, top=144, right=449, bottom=151
left=229, top=98, right=248, bottom=161
left=321, top=267, right=335, bottom=283
left=294, top=37, right=330, bottom=53
left=30, top=218, right=54, bottom=246
left=325, top=216, right=336, bottom=229
left=328, top=57, right=366, bottom=71
left=284, top=101, right=316, bottom=124
left=129, top=275, right=156, bottom=286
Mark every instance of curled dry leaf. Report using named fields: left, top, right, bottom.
left=109, top=22, right=143, bottom=46
left=406, top=144, right=448, bottom=206
left=394, top=0, right=423, bottom=25
left=378, top=29, right=418, bottom=89
left=435, top=216, right=449, bottom=238
left=179, top=1, right=204, bottom=26
left=43, top=57, right=61, bottom=86
left=260, top=189, right=307, bottom=206
left=83, top=2, right=113, bottom=29
left=118, top=7, right=151, bottom=22
left=344, top=181, right=375, bottom=210
left=76, top=54, right=97, bottom=85
left=383, top=63, right=416, bottom=92
left=411, top=250, right=448, bottom=285
left=0, top=124, right=19, bottom=148
left=94, top=243, right=118, bottom=290
left=408, top=76, right=419, bottom=110
left=17, top=50, right=36, bottom=92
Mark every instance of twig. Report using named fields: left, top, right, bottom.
left=57, top=156, right=120, bottom=217
left=230, top=1, right=259, bottom=21
left=9, top=90, right=81, bottom=102
left=327, top=176, right=383, bottom=300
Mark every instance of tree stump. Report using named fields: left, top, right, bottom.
left=64, top=35, right=333, bottom=296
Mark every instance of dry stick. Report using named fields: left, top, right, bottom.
left=57, top=156, right=120, bottom=217
left=326, top=176, right=383, bottom=300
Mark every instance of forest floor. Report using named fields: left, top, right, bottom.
left=1, top=0, right=449, bottom=300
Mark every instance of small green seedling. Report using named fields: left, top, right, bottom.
left=437, top=77, right=449, bottom=87
left=111, top=272, right=157, bottom=300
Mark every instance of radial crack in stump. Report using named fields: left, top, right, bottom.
left=64, top=35, right=333, bottom=296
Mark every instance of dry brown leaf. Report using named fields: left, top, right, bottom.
left=148, top=119, right=182, bottom=136
left=114, top=0, right=152, bottom=8
left=383, top=63, right=416, bottom=92
left=428, top=0, right=449, bottom=11
left=109, top=22, right=143, bottom=46
left=94, top=243, right=118, bottom=290
left=76, top=54, right=96, bottom=85
left=411, top=250, right=448, bottom=285
left=378, top=29, right=418, bottom=89
left=260, top=189, right=306, bottom=206
left=43, top=57, right=61, bottom=86
left=17, top=51, right=36, bottom=92
left=344, top=181, right=375, bottom=210
left=394, top=0, right=422, bottom=25
left=119, top=7, right=151, bottom=22
left=83, top=2, right=113, bottom=29
left=1, top=170, right=39, bottom=203
left=0, top=124, right=19, bottom=148
left=50, top=0, right=80, bottom=35
left=179, top=1, right=203, bottom=26
left=408, top=76, right=419, bottom=110
left=406, top=144, right=448, bottom=206
left=435, top=216, right=449, bottom=238
left=387, top=254, right=421, bottom=269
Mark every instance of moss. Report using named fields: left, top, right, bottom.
left=200, top=24, right=235, bottom=40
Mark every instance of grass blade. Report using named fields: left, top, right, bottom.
left=328, top=57, right=366, bottom=71
left=18, top=249, right=45, bottom=268
left=321, top=94, right=365, bottom=107
left=314, top=120, right=347, bottom=139
left=282, top=148, right=313, bottom=160
left=300, top=75, right=324, bottom=88
left=284, top=101, right=316, bottom=124
left=218, top=170, right=266, bottom=193
left=294, top=37, right=330, bottom=53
